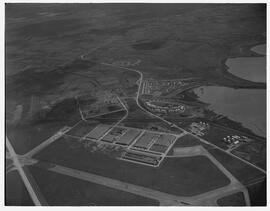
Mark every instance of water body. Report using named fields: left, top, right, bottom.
left=251, top=44, right=266, bottom=56
left=193, top=44, right=266, bottom=137
left=194, top=86, right=266, bottom=137
left=226, top=44, right=266, bottom=83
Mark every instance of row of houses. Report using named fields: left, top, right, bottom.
left=145, top=101, right=185, bottom=114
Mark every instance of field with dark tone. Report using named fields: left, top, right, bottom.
left=90, top=110, right=126, bottom=125
left=6, top=3, right=266, bottom=146
left=169, top=134, right=265, bottom=185
left=168, top=134, right=266, bottom=205
left=66, top=120, right=99, bottom=137
left=5, top=3, right=266, bottom=206
left=6, top=121, right=64, bottom=155
left=27, top=166, right=159, bottom=206
left=168, top=134, right=215, bottom=155
left=246, top=179, right=266, bottom=206
left=208, top=148, right=265, bottom=187
left=6, top=97, right=81, bottom=155
left=6, top=158, right=13, bottom=167
left=232, top=141, right=266, bottom=170
left=217, top=192, right=246, bottom=206
left=33, top=137, right=230, bottom=197
left=5, top=170, right=34, bottom=206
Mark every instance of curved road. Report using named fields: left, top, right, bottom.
left=101, top=62, right=266, bottom=175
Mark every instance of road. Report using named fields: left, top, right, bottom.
left=29, top=158, right=193, bottom=206
left=5, top=60, right=263, bottom=206
left=101, top=62, right=266, bottom=174
left=169, top=145, right=250, bottom=205
left=24, top=127, right=69, bottom=158
left=96, top=96, right=129, bottom=142
left=22, top=151, right=250, bottom=206
left=79, top=95, right=129, bottom=143
left=5, top=136, right=42, bottom=206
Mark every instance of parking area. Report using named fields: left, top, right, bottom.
left=115, top=128, right=142, bottom=145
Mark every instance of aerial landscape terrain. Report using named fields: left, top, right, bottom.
left=5, top=3, right=266, bottom=206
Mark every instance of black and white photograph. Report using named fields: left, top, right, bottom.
left=3, top=0, right=267, bottom=207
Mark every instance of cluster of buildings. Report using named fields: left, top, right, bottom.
left=142, top=79, right=185, bottom=96
left=148, top=79, right=185, bottom=87
left=122, top=150, right=161, bottom=166
left=189, top=122, right=209, bottom=136
left=95, top=90, right=118, bottom=104
left=79, top=90, right=121, bottom=119
left=145, top=101, right=185, bottom=114
left=83, top=122, right=178, bottom=167
left=222, top=135, right=251, bottom=147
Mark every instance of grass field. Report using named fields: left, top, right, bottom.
left=7, top=121, right=65, bottom=155
left=246, top=179, right=266, bottom=206
left=34, top=137, right=230, bottom=197
left=5, top=170, right=34, bottom=206
left=231, top=141, right=266, bottom=170
left=167, top=134, right=266, bottom=205
left=66, top=120, right=99, bottom=137
left=201, top=125, right=233, bottom=150
left=91, top=110, right=126, bottom=125
left=217, top=192, right=246, bottom=206
left=6, top=97, right=81, bottom=155
left=167, top=134, right=214, bottom=155
left=6, top=158, right=13, bottom=167
left=28, top=166, right=159, bottom=206
left=208, top=148, right=265, bottom=186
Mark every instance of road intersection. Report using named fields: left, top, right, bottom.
left=5, top=60, right=264, bottom=206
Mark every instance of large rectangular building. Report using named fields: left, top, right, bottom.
left=122, top=151, right=161, bottom=166
left=102, top=127, right=127, bottom=143
left=155, top=134, right=176, bottom=147
left=150, top=134, right=176, bottom=153
left=133, top=132, right=159, bottom=149
left=116, top=128, right=142, bottom=145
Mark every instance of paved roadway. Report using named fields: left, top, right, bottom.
left=169, top=146, right=250, bottom=205
left=28, top=158, right=193, bottom=206
left=24, top=127, right=70, bottom=158
left=5, top=136, right=42, bottom=206
left=5, top=60, right=264, bottom=206
left=101, top=62, right=266, bottom=174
